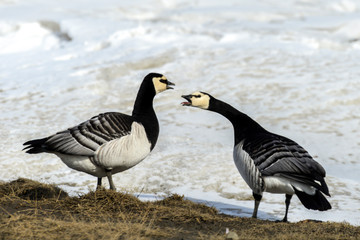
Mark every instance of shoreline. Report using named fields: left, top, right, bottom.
left=1, top=178, right=359, bottom=239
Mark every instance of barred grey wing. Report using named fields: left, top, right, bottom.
left=242, top=132, right=329, bottom=194
left=42, top=112, right=134, bottom=156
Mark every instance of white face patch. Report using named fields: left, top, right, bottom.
left=189, top=91, right=210, bottom=110
left=152, top=76, right=168, bottom=94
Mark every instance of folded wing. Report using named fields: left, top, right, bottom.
left=242, top=132, right=330, bottom=196
left=23, top=112, right=134, bottom=156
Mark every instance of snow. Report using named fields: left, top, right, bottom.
left=0, top=0, right=359, bottom=225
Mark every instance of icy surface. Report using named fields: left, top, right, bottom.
left=1, top=0, right=360, bottom=225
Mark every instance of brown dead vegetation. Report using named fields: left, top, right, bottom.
left=0, top=178, right=359, bottom=240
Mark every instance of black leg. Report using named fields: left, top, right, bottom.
left=252, top=192, right=262, bottom=218
left=96, top=177, right=102, bottom=190
left=106, top=169, right=116, bottom=191
left=282, top=194, right=293, bottom=222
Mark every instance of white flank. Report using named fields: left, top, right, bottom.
left=94, top=122, right=151, bottom=173
left=262, top=176, right=295, bottom=195
left=54, top=122, right=151, bottom=178
left=233, top=142, right=317, bottom=196
left=233, top=142, right=263, bottom=194
left=55, top=153, right=106, bottom=177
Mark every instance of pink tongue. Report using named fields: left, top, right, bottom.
left=181, top=102, right=191, bottom=106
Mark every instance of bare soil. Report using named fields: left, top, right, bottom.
left=0, top=178, right=358, bottom=240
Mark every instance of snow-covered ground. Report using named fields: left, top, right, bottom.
left=1, top=0, right=359, bottom=225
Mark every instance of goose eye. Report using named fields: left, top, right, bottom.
left=160, top=79, right=167, bottom=84
left=194, top=95, right=201, bottom=98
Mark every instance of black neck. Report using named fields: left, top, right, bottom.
left=131, top=81, right=159, bottom=150
left=208, top=98, right=265, bottom=145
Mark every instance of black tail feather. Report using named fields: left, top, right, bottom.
left=319, top=178, right=330, bottom=197
left=23, top=137, right=50, bottom=154
left=294, top=188, right=331, bottom=211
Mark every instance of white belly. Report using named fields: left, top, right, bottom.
left=55, top=122, right=151, bottom=177
left=93, top=122, right=151, bottom=173
left=56, top=153, right=106, bottom=177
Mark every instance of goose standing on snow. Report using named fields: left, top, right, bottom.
left=23, top=73, right=174, bottom=191
left=181, top=91, right=331, bottom=222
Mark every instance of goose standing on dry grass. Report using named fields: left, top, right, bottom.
left=23, top=73, right=174, bottom=191
left=181, top=91, right=331, bottom=222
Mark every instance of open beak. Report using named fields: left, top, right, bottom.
left=166, top=81, right=175, bottom=90
left=181, top=94, right=192, bottom=106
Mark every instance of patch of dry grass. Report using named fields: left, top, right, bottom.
left=0, top=178, right=359, bottom=240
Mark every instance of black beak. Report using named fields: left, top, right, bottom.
left=167, top=81, right=175, bottom=90
left=181, top=94, right=192, bottom=106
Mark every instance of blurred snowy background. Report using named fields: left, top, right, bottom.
left=1, top=0, right=359, bottom=224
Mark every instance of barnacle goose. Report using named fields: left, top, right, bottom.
left=23, top=73, right=174, bottom=191
left=181, top=91, right=331, bottom=222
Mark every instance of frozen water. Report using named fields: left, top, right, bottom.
left=0, top=0, right=360, bottom=225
